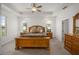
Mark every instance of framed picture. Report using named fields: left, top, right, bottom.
left=0, top=16, right=7, bottom=37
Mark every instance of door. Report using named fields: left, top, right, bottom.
left=62, top=19, right=69, bottom=42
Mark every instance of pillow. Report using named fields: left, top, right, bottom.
left=29, top=26, right=44, bottom=33
left=30, top=27, right=36, bottom=32
left=36, top=27, right=43, bottom=33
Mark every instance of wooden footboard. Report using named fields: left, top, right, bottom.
left=15, top=37, right=50, bottom=49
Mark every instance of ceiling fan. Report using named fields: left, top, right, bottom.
left=62, top=6, right=68, bottom=10
left=26, top=3, right=42, bottom=12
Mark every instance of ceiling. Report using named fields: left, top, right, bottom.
left=2, top=3, right=72, bottom=17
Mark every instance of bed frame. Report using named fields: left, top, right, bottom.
left=15, top=25, right=51, bottom=49
left=15, top=37, right=50, bottom=49
left=29, top=25, right=45, bottom=33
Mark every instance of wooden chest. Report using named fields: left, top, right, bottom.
left=64, top=34, right=79, bottom=54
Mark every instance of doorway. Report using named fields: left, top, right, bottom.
left=62, top=19, right=69, bottom=42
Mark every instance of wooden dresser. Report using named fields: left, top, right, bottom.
left=64, top=34, right=79, bottom=54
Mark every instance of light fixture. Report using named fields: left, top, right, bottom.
left=23, top=26, right=27, bottom=32
left=32, top=7, right=37, bottom=12
left=46, top=24, right=51, bottom=32
left=47, top=27, right=51, bottom=29
left=26, top=3, right=42, bottom=12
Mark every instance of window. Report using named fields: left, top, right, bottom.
left=0, top=16, right=7, bottom=37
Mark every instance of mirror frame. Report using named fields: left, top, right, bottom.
left=73, top=13, right=79, bottom=34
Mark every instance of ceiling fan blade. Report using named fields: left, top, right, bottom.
left=26, top=8, right=31, bottom=9
left=37, top=5, right=42, bottom=8
left=33, top=3, right=36, bottom=7
left=37, top=9, right=41, bottom=12
left=32, top=10, right=36, bottom=13
left=32, top=11, right=34, bottom=13
left=62, top=6, right=68, bottom=10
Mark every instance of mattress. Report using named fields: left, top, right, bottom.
left=20, top=32, right=47, bottom=37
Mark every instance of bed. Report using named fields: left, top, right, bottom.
left=15, top=25, right=52, bottom=49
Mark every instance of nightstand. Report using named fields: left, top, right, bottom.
left=47, top=32, right=52, bottom=39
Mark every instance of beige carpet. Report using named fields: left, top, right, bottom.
left=0, top=38, right=70, bottom=55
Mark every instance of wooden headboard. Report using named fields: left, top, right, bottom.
left=29, top=25, right=45, bottom=33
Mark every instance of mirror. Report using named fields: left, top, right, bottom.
left=73, top=13, right=79, bottom=34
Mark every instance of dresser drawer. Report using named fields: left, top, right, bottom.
left=71, top=51, right=79, bottom=55
left=65, top=46, right=71, bottom=52
left=72, top=42, right=79, bottom=51
left=72, top=36, right=79, bottom=42
left=72, top=46, right=79, bottom=51
left=65, top=40, right=72, bottom=45
left=65, top=42, right=72, bottom=49
left=65, top=35, right=72, bottom=42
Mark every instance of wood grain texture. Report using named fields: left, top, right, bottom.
left=64, top=34, right=79, bottom=55
left=15, top=37, right=50, bottom=49
left=47, top=32, right=53, bottom=39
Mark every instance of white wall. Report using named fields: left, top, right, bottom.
left=0, top=4, right=1, bottom=15
left=1, top=3, right=79, bottom=45
left=0, top=4, right=1, bottom=48
left=0, top=4, right=57, bottom=46
left=56, top=4, right=79, bottom=41
left=0, top=4, right=18, bottom=45
left=18, top=15, right=56, bottom=37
